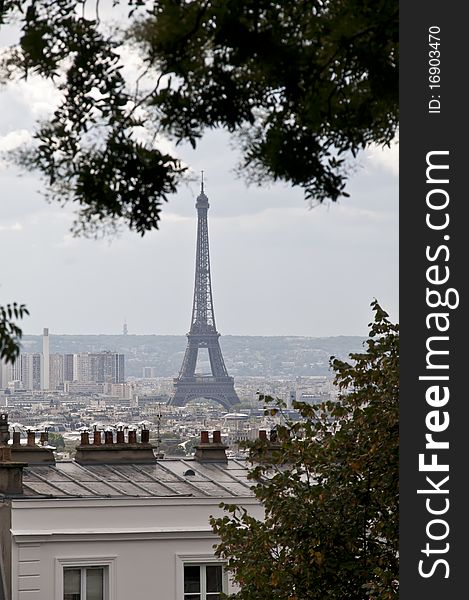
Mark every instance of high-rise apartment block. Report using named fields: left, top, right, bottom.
left=74, top=352, right=125, bottom=384
left=49, top=353, right=64, bottom=391
left=1, top=350, right=125, bottom=391
left=41, top=327, right=50, bottom=390
left=63, top=353, right=74, bottom=382
left=20, top=353, right=42, bottom=391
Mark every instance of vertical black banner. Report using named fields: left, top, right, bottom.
left=400, top=2, right=467, bottom=598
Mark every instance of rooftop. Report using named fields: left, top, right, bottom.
left=21, top=458, right=252, bottom=499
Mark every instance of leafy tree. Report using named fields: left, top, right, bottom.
left=0, top=0, right=398, bottom=235
left=211, top=301, right=399, bottom=600
left=0, top=303, right=29, bottom=364
left=48, top=432, right=66, bottom=450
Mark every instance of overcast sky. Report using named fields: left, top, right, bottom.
left=0, top=22, right=398, bottom=339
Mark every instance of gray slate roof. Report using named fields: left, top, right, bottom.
left=22, top=459, right=253, bottom=499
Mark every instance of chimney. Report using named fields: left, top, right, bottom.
left=251, top=428, right=283, bottom=463
left=194, top=430, right=228, bottom=463
left=0, top=414, right=27, bottom=495
left=80, top=431, right=90, bottom=445
left=74, top=426, right=157, bottom=465
left=10, top=425, right=55, bottom=465
left=27, top=430, right=36, bottom=447
left=104, top=430, right=114, bottom=445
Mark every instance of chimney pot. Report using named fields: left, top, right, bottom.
left=0, top=413, right=10, bottom=445
left=141, top=429, right=150, bottom=444
left=116, top=430, right=125, bottom=444
left=128, top=430, right=137, bottom=444
left=194, top=430, right=228, bottom=463
left=104, top=430, right=114, bottom=445
left=27, top=430, right=36, bottom=447
left=40, top=431, right=47, bottom=446
left=93, top=430, right=102, bottom=445
left=12, top=431, right=21, bottom=446
left=80, top=431, right=90, bottom=445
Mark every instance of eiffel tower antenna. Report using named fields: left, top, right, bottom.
left=169, top=177, right=240, bottom=409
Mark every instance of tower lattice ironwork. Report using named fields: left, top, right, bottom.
left=170, top=179, right=240, bottom=409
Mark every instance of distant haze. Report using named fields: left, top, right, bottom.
left=21, top=334, right=366, bottom=378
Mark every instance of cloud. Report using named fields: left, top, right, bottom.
left=0, top=129, right=31, bottom=151
left=365, top=134, right=399, bottom=176
left=0, top=221, right=22, bottom=231
left=2, top=77, right=62, bottom=120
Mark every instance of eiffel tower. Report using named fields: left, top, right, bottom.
left=170, top=177, right=240, bottom=410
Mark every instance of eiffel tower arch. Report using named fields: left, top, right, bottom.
left=169, top=178, right=240, bottom=410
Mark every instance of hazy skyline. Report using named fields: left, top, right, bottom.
left=0, top=41, right=398, bottom=339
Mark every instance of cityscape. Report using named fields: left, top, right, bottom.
left=1, top=327, right=359, bottom=458
left=0, top=4, right=398, bottom=599
left=1, top=184, right=365, bottom=462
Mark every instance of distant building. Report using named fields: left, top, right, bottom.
left=103, top=382, right=133, bottom=399
left=143, top=366, right=156, bottom=378
left=63, top=381, right=104, bottom=394
left=20, top=353, right=42, bottom=391
left=74, top=352, right=125, bottom=384
left=41, top=327, right=50, bottom=390
left=49, top=353, right=64, bottom=390
left=299, top=393, right=324, bottom=405
left=0, top=360, right=19, bottom=390
left=1, top=350, right=126, bottom=391
left=63, top=353, right=74, bottom=382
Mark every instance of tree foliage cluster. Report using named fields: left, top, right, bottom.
left=211, top=301, right=399, bottom=600
left=1, top=0, right=398, bottom=235
left=48, top=431, right=66, bottom=450
left=0, top=303, right=29, bottom=364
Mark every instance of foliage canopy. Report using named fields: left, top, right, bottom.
left=211, top=301, right=399, bottom=599
left=0, top=303, right=29, bottom=364
left=1, top=0, right=398, bottom=235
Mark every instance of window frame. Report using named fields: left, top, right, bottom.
left=176, top=554, right=230, bottom=600
left=55, top=556, right=116, bottom=600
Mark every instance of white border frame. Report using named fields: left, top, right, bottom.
left=55, top=555, right=117, bottom=600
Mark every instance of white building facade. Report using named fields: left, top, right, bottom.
left=0, top=418, right=262, bottom=600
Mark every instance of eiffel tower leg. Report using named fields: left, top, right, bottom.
left=178, top=341, right=198, bottom=378
left=207, top=339, right=229, bottom=378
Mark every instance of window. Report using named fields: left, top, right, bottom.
left=63, top=567, right=106, bottom=600
left=184, top=564, right=225, bottom=600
